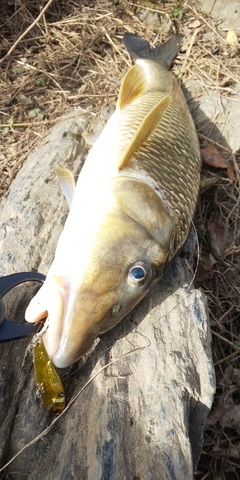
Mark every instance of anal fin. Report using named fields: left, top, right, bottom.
left=82, top=131, right=100, bottom=146
left=55, top=165, right=75, bottom=209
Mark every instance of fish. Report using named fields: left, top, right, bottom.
left=25, top=33, right=201, bottom=369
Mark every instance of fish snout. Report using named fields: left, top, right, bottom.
left=45, top=288, right=117, bottom=368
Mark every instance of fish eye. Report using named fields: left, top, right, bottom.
left=128, top=262, right=152, bottom=286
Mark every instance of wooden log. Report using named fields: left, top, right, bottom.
left=0, top=110, right=215, bottom=480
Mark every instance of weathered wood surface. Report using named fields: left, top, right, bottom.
left=0, top=110, right=215, bottom=480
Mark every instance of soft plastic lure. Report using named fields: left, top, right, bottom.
left=33, top=335, right=65, bottom=415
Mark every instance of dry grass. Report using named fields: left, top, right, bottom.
left=0, top=1, right=240, bottom=479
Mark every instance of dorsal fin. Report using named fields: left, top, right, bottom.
left=55, top=165, right=75, bottom=208
left=117, top=64, right=146, bottom=109
left=117, top=94, right=172, bottom=171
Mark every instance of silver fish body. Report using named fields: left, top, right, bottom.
left=26, top=34, right=201, bottom=368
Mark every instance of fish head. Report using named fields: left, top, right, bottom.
left=26, top=178, right=174, bottom=368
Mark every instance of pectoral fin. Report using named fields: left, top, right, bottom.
left=117, top=64, right=146, bottom=109
left=55, top=165, right=75, bottom=208
left=82, top=131, right=100, bottom=146
left=117, top=94, right=172, bottom=171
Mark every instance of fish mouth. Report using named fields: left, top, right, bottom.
left=25, top=271, right=118, bottom=368
left=50, top=327, right=98, bottom=369
left=43, top=286, right=117, bottom=368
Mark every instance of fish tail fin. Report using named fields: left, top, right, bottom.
left=123, top=33, right=181, bottom=68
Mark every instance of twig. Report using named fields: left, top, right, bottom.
left=186, top=2, right=227, bottom=44
left=66, top=93, right=116, bottom=99
left=103, top=29, right=132, bottom=68
left=214, top=349, right=240, bottom=366
left=212, top=330, right=240, bottom=351
left=14, top=59, right=64, bottom=92
left=201, top=450, right=240, bottom=468
left=0, top=120, right=56, bottom=128
left=126, top=0, right=167, bottom=15
left=181, top=27, right=204, bottom=73
left=0, top=0, right=54, bottom=65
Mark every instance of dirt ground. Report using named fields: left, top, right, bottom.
left=0, top=1, right=240, bottom=479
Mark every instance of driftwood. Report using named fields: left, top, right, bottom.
left=0, top=110, right=215, bottom=479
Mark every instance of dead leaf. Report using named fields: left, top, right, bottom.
left=200, top=170, right=222, bottom=192
left=226, top=30, right=238, bottom=47
left=201, top=145, right=236, bottom=182
left=208, top=218, right=224, bottom=258
left=205, top=253, right=217, bottom=270
left=188, top=19, right=201, bottom=29
left=217, top=442, right=240, bottom=460
left=196, top=261, right=213, bottom=282
left=221, top=405, right=240, bottom=435
left=207, top=366, right=240, bottom=436
left=196, top=253, right=216, bottom=282
left=17, top=94, right=34, bottom=106
left=220, top=365, right=240, bottom=388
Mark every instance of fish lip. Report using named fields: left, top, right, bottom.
left=51, top=327, right=100, bottom=369
left=52, top=350, right=75, bottom=369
